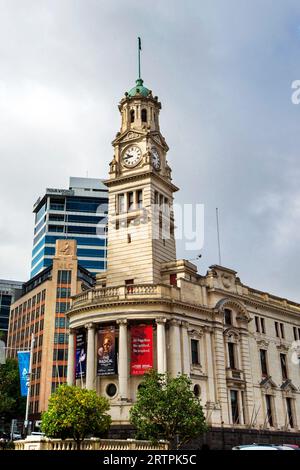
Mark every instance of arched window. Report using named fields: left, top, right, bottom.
left=193, top=384, right=201, bottom=398
left=141, top=108, right=147, bottom=123
left=130, top=109, right=135, bottom=123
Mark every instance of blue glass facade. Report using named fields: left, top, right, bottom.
left=30, top=178, right=108, bottom=278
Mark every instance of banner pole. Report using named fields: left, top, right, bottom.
left=24, top=333, right=35, bottom=436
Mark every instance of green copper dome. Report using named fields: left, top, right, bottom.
left=128, top=78, right=150, bottom=97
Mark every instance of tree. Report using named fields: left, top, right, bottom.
left=0, top=358, right=26, bottom=422
left=41, top=385, right=111, bottom=450
left=130, top=370, right=208, bottom=449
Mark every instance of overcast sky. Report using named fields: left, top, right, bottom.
left=0, top=0, right=300, bottom=301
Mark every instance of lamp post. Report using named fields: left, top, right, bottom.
left=24, top=334, right=35, bottom=437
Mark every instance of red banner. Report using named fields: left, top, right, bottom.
left=130, top=325, right=153, bottom=375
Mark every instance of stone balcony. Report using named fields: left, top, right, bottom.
left=226, top=368, right=245, bottom=386
left=70, top=283, right=183, bottom=310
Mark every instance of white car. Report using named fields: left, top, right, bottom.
left=232, top=444, right=294, bottom=450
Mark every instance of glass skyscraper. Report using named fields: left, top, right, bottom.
left=31, top=177, right=108, bottom=278
left=0, top=279, right=23, bottom=343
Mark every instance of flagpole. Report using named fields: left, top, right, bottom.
left=24, top=333, right=35, bottom=436
left=138, top=37, right=141, bottom=79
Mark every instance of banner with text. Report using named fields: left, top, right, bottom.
left=17, top=351, right=30, bottom=397
left=97, top=326, right=116, bottom=376
left=75, top=330, right=87, bottom=379
left=130, top=325, right=153, bottom=375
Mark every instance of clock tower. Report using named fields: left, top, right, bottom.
left=105, top=53, right=178, bottom=286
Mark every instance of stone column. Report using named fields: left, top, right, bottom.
left=204, top=327, right=216, bottom=403
left=67, top=329, right=76, bottom=386
left=239, top=330, right=255, bottom=425
left=117, top=319, right=128, bottom=400
left=168, top=319, right=182, bottom=377
left=85, top=323, right=96, bottom=390
left=181, top=321, right=190, bottom=376
left=213, top=324, right=229, bottom=424
left=156, top=318, right=167, bottom=374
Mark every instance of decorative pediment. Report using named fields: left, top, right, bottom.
left=256, top=339, right=270, bottom=349
left=188, top=328, right=205, bottom=339
left=214, top=298, right=250, bottom=323
left=276, top=342, right=290, bottom=353
left=113, top=130, right=145, bottom=145
left=223, top=328, right=240, bottom=342
left=260, top=376, right=277, bottom=390
left=280, top=379, right=298, bottom=393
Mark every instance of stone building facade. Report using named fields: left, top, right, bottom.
left=66, top=76, right=300, bottom=435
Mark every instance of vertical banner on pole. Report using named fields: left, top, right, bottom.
left=17, top=351, right=30, bottom=397
left=131, top=325, right=153, bottom=375
left=75, top=330, right=86, bottom=379
left=97, top=326, right=116, bottom=376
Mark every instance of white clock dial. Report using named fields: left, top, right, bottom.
left=122, top=146, right=142, bottom=167
left=151, top=147, right=161, bottom=170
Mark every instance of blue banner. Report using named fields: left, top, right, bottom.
left=17, top=351, right=30, bottom=397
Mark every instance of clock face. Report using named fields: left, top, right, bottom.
left=122, top=145, right=142, bottom=167
left=151, top=147, right=161, bottom=170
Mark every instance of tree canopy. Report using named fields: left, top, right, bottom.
left=41, top=385, right=111, bottom=449
left=0, top=358, right=26, bottom=422
left=130, top=370, right=207, bottom=449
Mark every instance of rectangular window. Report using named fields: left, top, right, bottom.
left=57, top=270, right=72, bottom=284
left=255, top=316, right=260, bottom=333
left=265, top=395, right=274, bottom=427
left=54, top=333, right=68, bottom=344
left=286, top=398, right=294, bottom=428
left=293, top=327, right=298, bottom=341
left=118, top=194, right=125, bottom=213
left=280, top=353, right=288, bottom=380
left=260, top=349, right=268, bottom=377
left=275, top=321, right=279, bottom=338
left=228, top=342, right=236, bottom=369
left=191, top=339, right=199, bottom=365
left=261, top=318, right=265, bottom=334
left=55, top=302, right=70, bottom=313
left=128, top=192, right=134, bottom=211
left=230, top=390, right=240, bottom=424
left=55, top=317, right=67, bottom=329
left=280, top=323, right=285, bottom=339
left=56, top=287, right=71, bottom=299
left=53, top=349, right=68, bottom=361
left=170, top=274, right=177, bottom=286
left=137, top=190, right=143, bottom=209
left=52, top=365, right=67, bottom=378
left=224, top=309, right=232, bottom=326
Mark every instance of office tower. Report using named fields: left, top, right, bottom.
left=31, top=177, right=108, bottom=278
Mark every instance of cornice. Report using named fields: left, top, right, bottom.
left=104, top=170, right=179, bottom=193
left=68, top=297, right=213, bottom=317
left=209, top=288, right=300, bottom=319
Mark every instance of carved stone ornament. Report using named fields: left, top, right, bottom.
left=188, top=328, right=204, bottom=339
left=221, top=273, right=233, bottom=289
left=256, top=339, right=270, bottom=349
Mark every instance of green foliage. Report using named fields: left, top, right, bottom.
left=41, top=385, right=111, bottom=449
left=130, top=370, right=208, bottom=449
left=0, top=358, right=26, bottom=421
